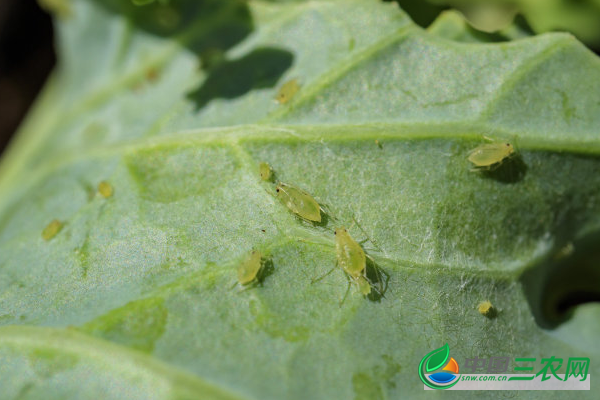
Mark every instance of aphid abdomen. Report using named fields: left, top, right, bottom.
left=335, top=229, right=366, bottom=277
left=276, top=183, right=321, bottom=222
left=276, top=79, right=300, bottom=104
left=237, top=250, right=263, bottom=285
left=356, top=276, right=371, bottom=296
left=468, top=142, right=514, bottom=168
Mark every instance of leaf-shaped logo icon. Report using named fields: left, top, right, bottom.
left=418, top=343, right=459, bottom=390
left=425, top=343, right=449, bottom=372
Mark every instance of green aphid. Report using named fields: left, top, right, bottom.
left=98, top=181, right=114, bottom=198
left=313, top=224, right=385, bottom=304
left=259, top=162, right=273, bottom=182
left=478, top=300, right=497, bottom=318
left=275, top=79, right=300, bottom=104
left=237, top=250, right=264, bottom=286
left=275, top=182, right=322, bottom=222
left=42, top=219, right=63, bottom=241
left=468, top=139, right=515, bottom=170
left=335, top=227, right=370, bottom=295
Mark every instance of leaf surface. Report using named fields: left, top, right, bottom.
left=0, top=0, right=599, bottom=399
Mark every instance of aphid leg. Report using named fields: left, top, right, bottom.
left=365, top=256, right=389, bottom=298
left=371, top=265, right=386, bottom=298
left=237, top=279, right=261, bottom=293
left=339, top=280, right=352, bottom=308
left=311, top=261, right=338, bottom=284
left=348, top=220, right=356, bottom=231
left=470, top=165, right=490, bottom=172
left=319, top=203, right=338, bottom=222
left=488, top=162, right=503, bottom=172
left=231, top=280, right=256, bottom=292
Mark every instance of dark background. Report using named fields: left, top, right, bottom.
left=0, top=0, right=55, bottom=157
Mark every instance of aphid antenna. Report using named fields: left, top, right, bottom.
left=261, top=185, right=277, bottom=199
left=349, top=211, right=383, bottom=253
left=297, top=236, right=332, bottom=248
left=311, top=261, right=338, bottom=284
left=339, top=280, right=352, bottom=308
left=478, top=127, right=498, bottom=141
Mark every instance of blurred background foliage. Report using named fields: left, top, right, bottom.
left=393, top=0, right=600, bottom=50
left=1, top=0, right=600, bottom=157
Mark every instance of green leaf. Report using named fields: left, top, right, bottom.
left=1, top=0, right=600, bottom=399
left=428, top=10, right=532, bottom=43
left=402, top=0, right=600, bottom=47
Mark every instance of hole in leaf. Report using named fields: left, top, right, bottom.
left=521, top=229, right=600, bottom=329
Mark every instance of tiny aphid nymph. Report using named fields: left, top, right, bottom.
left=258, top=162, right=273, bottom=182
left=478, top=300, right=495, bottom=317
left=468, top=141, right=515, bottom=170
left=42, top=219, right=63, bottom=241
left=275, top=79, right=300, bottom=105
left=275, top=182, right=321, bottom=222
left=237, top=250, right=264, bottom=286
left=98, top=181, right=114, bottom=198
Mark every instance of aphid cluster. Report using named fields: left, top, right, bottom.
left=250, top=161, right=383, bottom=302
left=245, top=138, right=519, bottom=307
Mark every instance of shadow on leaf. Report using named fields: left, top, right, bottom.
left=257, top=257, right=275, bottom=285
left=187, top=48, right=294, bottom=109
left=521, top=229, right=600, bottom=329
left=92, top=0, right=294, bottom=108
left=365, top=258, right=390, bottom=302
left=93, top=0, right=253, bottom=55
left=480, top=153, right=527, bottom=184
